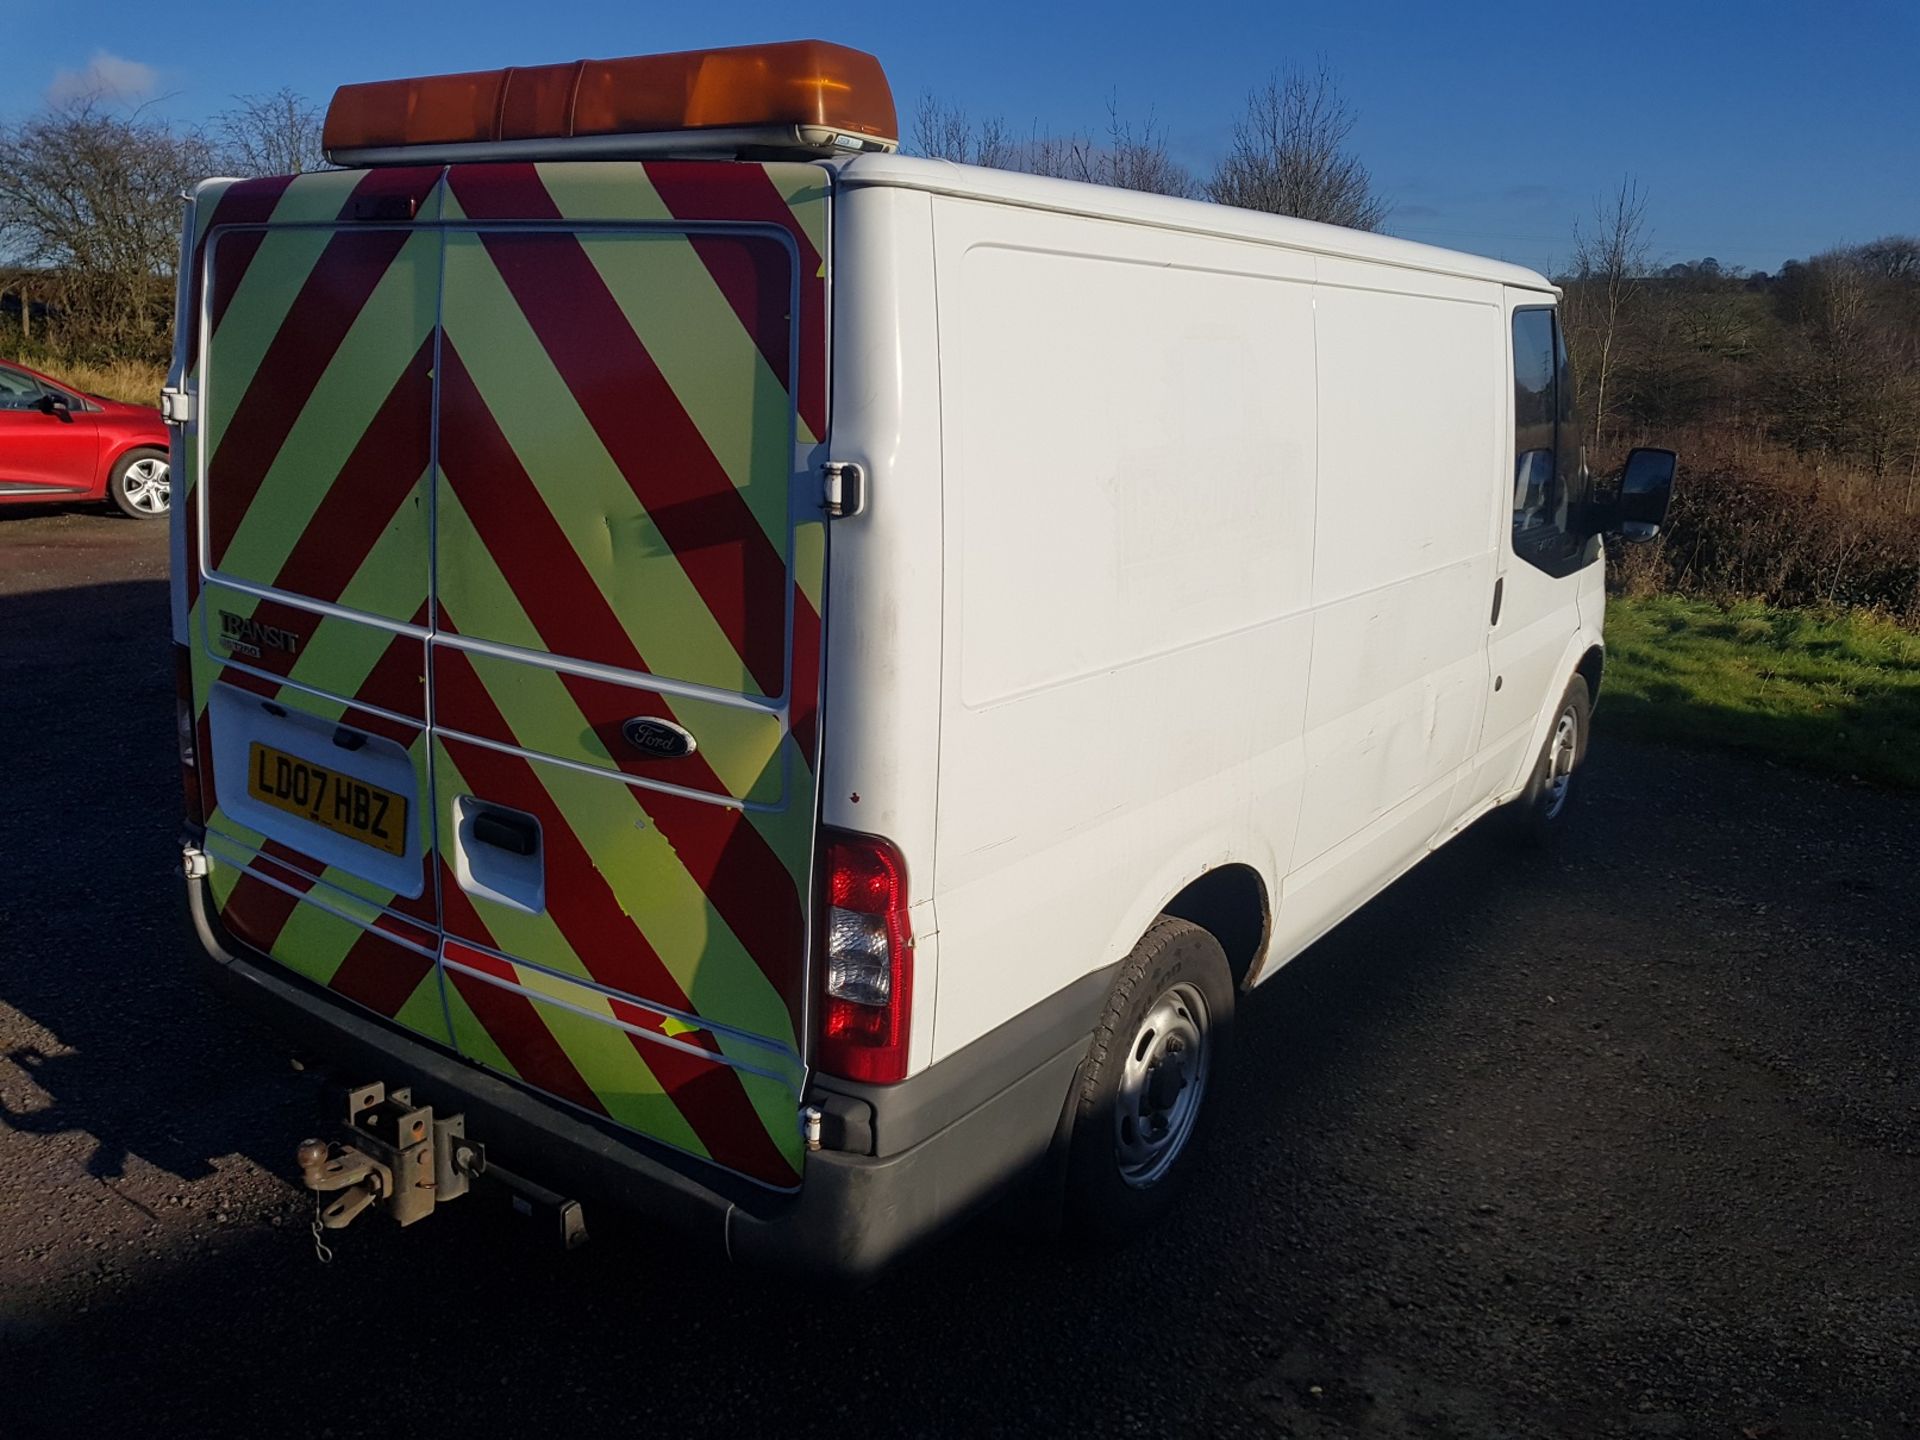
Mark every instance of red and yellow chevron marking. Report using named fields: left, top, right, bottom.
left=442, top=937, right=801, bottom=1185
left=202, top=171, right=442, bottom=584
left=206, top=835, right=450, bottom=1045
left=433, top=645, right=788, bottom=806
left=187, top=169, right=446, bottom=1024
left=184, top=159, right=828, bottom=1188
left=438, top=208, right=799, bottom=696
left=190, top=583, right=437, bottom=925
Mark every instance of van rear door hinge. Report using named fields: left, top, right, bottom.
left=160, top=388, right=192, bottom=425
left=821, top=461, right=866, bottom=519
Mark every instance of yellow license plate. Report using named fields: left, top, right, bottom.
left=247, top=743, right=408, bottom=857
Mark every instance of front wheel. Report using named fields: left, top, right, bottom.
left=1066, top=917, right=1234, bottom=1241
left=109, top=448, right=170, bottom=519
left=1503, top=675, right=1592, bottom=847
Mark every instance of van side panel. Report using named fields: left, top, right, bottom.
left=927, top=195, right=1316, bottom=1060
left=1275, top=263, right=1503, bottom=954
left=1291, top=267, right=1502, bottom=857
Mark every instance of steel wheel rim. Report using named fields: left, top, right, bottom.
left=122, top=457, right=170, bottom=514
left=1543, top=707, right=1579, bottom=819
left=1114, top=980, right=1210, bottom=1189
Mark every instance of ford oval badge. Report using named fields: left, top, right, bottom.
left=622, top=717, right=697, bottom=760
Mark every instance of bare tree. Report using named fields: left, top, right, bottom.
left=1207, top=66, right=1386, bottom=230
left=1566, top=177, right=1651, bottom=451
left=912, top=93, right=1193, bottom=198
left=1776, top=250, right=1916, bottom=477
left=1088, top=100, right=1195, bottom=198
left=1858, top=235, right=1920, bottom=285
left=215, top=88, right=327, bottom=177
left=909, top=95, right=1013, bottom=169
left=0, top=98, right=215, bottom=356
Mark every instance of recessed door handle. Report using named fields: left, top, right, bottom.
left=1490, top=577, right=1505, bottom=627
left=472, top=808, right=538, bottom=856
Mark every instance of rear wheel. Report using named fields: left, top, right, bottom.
left=109, top=448, right=170, bottom=519
left=1066, top=916, right=1234, bottom=1241
left=1504, top=675, right=1591, bottom=847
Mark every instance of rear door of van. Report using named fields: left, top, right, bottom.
left=184, top=160, right=829, bottom=1189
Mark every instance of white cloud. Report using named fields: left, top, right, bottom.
left=46, top=51, right=160, bottom=106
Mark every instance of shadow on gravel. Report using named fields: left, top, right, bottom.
left=6, top=550, right=1916, bottom=1438
left=0, top=576, right=311, bottom=1191
left=9, top=740, right=1919, bottom=1437
left=0, top=502, right=118, bottom=525
left=3, top=807, right=1540, bottom=1437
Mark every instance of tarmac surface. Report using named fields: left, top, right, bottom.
left=2, top=505, right=1916, bottom=1437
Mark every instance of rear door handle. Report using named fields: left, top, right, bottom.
left=471, top=807, right=538, bottom=856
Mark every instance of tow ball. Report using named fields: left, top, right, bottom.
left=296, top=1082, right=588, bottom=1249
left=297, top=1082, right=482, bottom=1231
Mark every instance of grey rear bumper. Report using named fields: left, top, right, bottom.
left=184, top=869, right=1095, bottom=1282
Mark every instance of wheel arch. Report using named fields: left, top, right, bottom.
left=1157, top=863, right=1271, bottom=992
left=1498, top=630, right=1605, bottom=803
left=99, top=436, right=167, bottom=496
left=1576, top=642, right=1605, bottom=710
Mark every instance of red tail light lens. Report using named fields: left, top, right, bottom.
left=815, top=829, right=912, bottom=1084
left=173, top=642, right=205, bottom=828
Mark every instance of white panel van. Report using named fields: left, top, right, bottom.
left=171, top=41, right=1677, bottom=1279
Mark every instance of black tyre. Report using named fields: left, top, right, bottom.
left=1065, top=916, right=1234, bottom=1241
left=109, top=447, right=170, bottom=519
left=1503, top=675, right=1592, bottom=847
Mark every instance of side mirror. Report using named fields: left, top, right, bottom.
left=1620, top=447, right=1677, bottom=524
left=1592, top=447, right=1677, bottom=543
left=31, top=393, right=73, bottom=421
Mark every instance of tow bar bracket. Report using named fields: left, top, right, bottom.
left=296, top=1081, right=584, bottom=1248
left=297, top=1081, right=480, bottom=1231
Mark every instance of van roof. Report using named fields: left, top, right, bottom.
left=833, top=153, right=1557, bottom=295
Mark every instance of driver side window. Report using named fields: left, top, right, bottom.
left=1510, top=307, right=1592, bottom=576
left=0, top=365, right=46, bottom=411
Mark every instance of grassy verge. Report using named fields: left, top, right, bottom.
left=38, top=356, right=168, bottom=406
left=2, top=332, right=166, bottom=407
left=1601, top=596, right=1920, bottom=789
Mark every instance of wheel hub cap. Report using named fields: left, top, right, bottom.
left=1543, top=708, right=1578, bottom=819
left=123, top=458, right=170, bottom=514
left=1114, top=981, right=1211, bottom=1189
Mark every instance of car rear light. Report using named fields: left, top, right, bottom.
left=815, top=829, right=912, bottom=1084
left=173, top=642, right=205, bottom=827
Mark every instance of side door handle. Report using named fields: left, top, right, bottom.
left=453, top=798, right=545, bottom=913
left=1490, top=576, right=1505, bottom=627
left=471, top=807, right=538, bottom=856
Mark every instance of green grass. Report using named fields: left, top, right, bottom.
left=1602, top=596, right=1920, bottom=789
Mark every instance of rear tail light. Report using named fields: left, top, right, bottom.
left=173, top=642, right=205, bottom=827
left=815, top=829, right=912, bottom=1084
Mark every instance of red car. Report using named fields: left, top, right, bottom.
left=0, top=359, right=171, bottom=518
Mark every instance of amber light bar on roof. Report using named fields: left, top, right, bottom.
left=323, top=38, right=898, bottom=165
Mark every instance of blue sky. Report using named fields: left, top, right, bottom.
left=8, top=0, right=1916, bottom=276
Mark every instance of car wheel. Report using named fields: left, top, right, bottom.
left=1503, top=675, right=1592, bottom=847
left=109, top=448, right=170, bottom=519
left=1065, top=916, right=1234, bottom=1242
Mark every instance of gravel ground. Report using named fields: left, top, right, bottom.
left=2, top=507, right=1916, bottom=1438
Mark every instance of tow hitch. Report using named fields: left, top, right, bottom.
left=298, top=1082, right=479, bottom=1230
left=296, top=1081, right=587, bottom=1251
